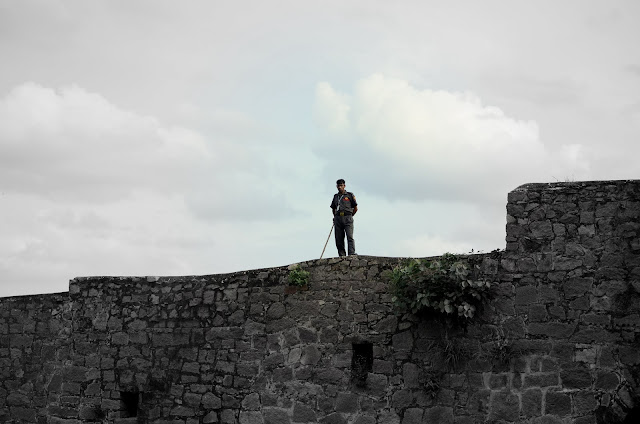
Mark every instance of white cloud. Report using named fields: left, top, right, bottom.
left=1, top=2, right=638, bottom=297
left=397, top=234, right=474, bottom=258
left=0, top=82, right=212, bottom=201
left=314, top=74, right=591, bottom=202
left=0, top=82, right=328, bottom=296
left=313, top=82, right=351, bottom=135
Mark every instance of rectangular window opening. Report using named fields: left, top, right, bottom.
left=120, top=391, right=139, bottom=418
left=351, top=342, right=373, bottom=388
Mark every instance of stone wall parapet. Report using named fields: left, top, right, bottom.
left=2, top=179, right=640, bottom=423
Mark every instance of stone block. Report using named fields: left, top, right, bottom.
left=581, top=313, right=610, bottom=326
left=572, top=416, right=597, bottom=424
left=353, top=415, right=376, bottom=424
left=569, top=295, right=590, bottom=310
left=614, top=314, right=640, bottom=329
left=222, top=393, right=241, bottom=409
left=515, top=285, right=538, bottom=305
left=244, top=320, right=266, bottom=336
left=532, top=415, right=564, bottom=424
left=266, top=318, right=297, bottom=334
left=403, top=363, right=420, bottom=389
left=560, top=365, right=592, bottom=389
left=523, top=372, right=559, bottom=388
left=202, top=392, right=222, bottom=409
left=272, top=366, right=293, bottom=383
left=507, top=190, right=527, bottom=203
left=572, top=390, right=597, bottom=415
left=335, top=392, right=359, bottom=413
left=401, top=408, right=424, bottom=424
left=571, top=327, right=620, bottom=343
left=595, top=371, right=619, bottom=390
left=503, top=316, right=526, bottom=337
left=6, top=392, right=29, bottom=407
left=152, top=332, right=189, bottom=346
left=78, top=405, right=101, bottom=420
left=495, top=298, right=515, bottom=315
left=392, top=331, right=413, bottom=351
left=517, top=258, right=537, bottom=272
left=563, top=277, right=593, bottom=298
left=319, top=327, right=339, bottom=343
left=182, top=362, right=201, bottom=374
left=240, top=411, right=265, bottom=424
left=9, top=334, right=33, bottom=348
left=467, top=390, right=490, bottom=417
left=539, top=286, right=559, bottom=303
left=10, top=407, right=38, bottom=422
left=544, top=390, right=571, bottom=416
left=485, top=373, right=506, bottom=390
left=548, top=306, right=566, bottom=319
left=84, top=382, right=101, bottom=397
left=184, top=393, right=202, bottom=407
left=62, top=366, right=89, bottom=383
left=578, top=224, right=596, bottom=236
left=319, top=412, right=347, bottom=424
left=242, top=393, right=261, bottom=410
left=599, top=347, right=616, bottom=368
left=372, top=359, right=393, bottom=375
left=374, top=316, right=397, bottom=333
left=554, top=257, right=583, bottom=271
left=530, top=221, right=554, bottom=238
left=377, top=410, right=401, bottom=424
left=204, top=411, right=219, bottom=423
left=392, top=389, right=413, bottom=409
left=366, top=373, right=388, bottom=397
left=220, top=409, right=237, bottom=423
left=237, top=363, right=259, bottom=377
left=215, top=361, right=235, bottom=373
left=267, top=303, right=286, bottom=320
left=315, top=368, right=345, bottom=385
left=298, top=327, right=317, bottom=343
left=527, top=322, right=576, bottom=339
left=171, top=405, right=196, bottom=417
left=423, top=406, right=453, bottom=424
left=522, top=388, right=542, bottom=417
left=293, top=403, right=317, bottom=422
left=488, top=391, right=519, bottom=422
left=529, top=304, right=548, bottom=322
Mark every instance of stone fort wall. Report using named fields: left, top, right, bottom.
left=1, top=180, right=640, bottom=424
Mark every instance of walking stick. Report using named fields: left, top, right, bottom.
left=320, top=223, right=334, bottom=259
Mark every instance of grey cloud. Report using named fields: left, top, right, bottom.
left=626, top=64, right=640, bottom=77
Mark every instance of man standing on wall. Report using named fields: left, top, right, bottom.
left=330, top=179, right=358, bottom=256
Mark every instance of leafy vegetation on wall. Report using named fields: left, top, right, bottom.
left=389, top=253, right=492, bottom=325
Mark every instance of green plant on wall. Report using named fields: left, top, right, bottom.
left=422, top=370, right=442, bottom=398
left=389, top=253, right=492, bottom=324
left=474, top=327, right=525, bottom=366
left=288, top=266, right=310, bottom=287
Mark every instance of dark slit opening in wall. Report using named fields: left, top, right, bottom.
left=352, top=342, right=373, bottom=387
left=623, top=406, right=640, bottom=424
left=120, top=391, right=139, bottom=418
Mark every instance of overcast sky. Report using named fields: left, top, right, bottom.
left=1, top=1, right=639, bottom=297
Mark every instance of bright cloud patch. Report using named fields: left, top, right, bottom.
left=0, top=82, right=211, bottom=201
left=0, top=83, right=217, bottom=295
left=314, top=74, right=589, bottom=201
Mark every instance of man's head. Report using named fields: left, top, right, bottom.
left=336, top=179, right=346, bottom=194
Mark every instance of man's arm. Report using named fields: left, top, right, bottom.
left=351, top=193, right=358, bottom=216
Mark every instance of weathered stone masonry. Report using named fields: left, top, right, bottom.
left=1, top=180, right=640, bottom=423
